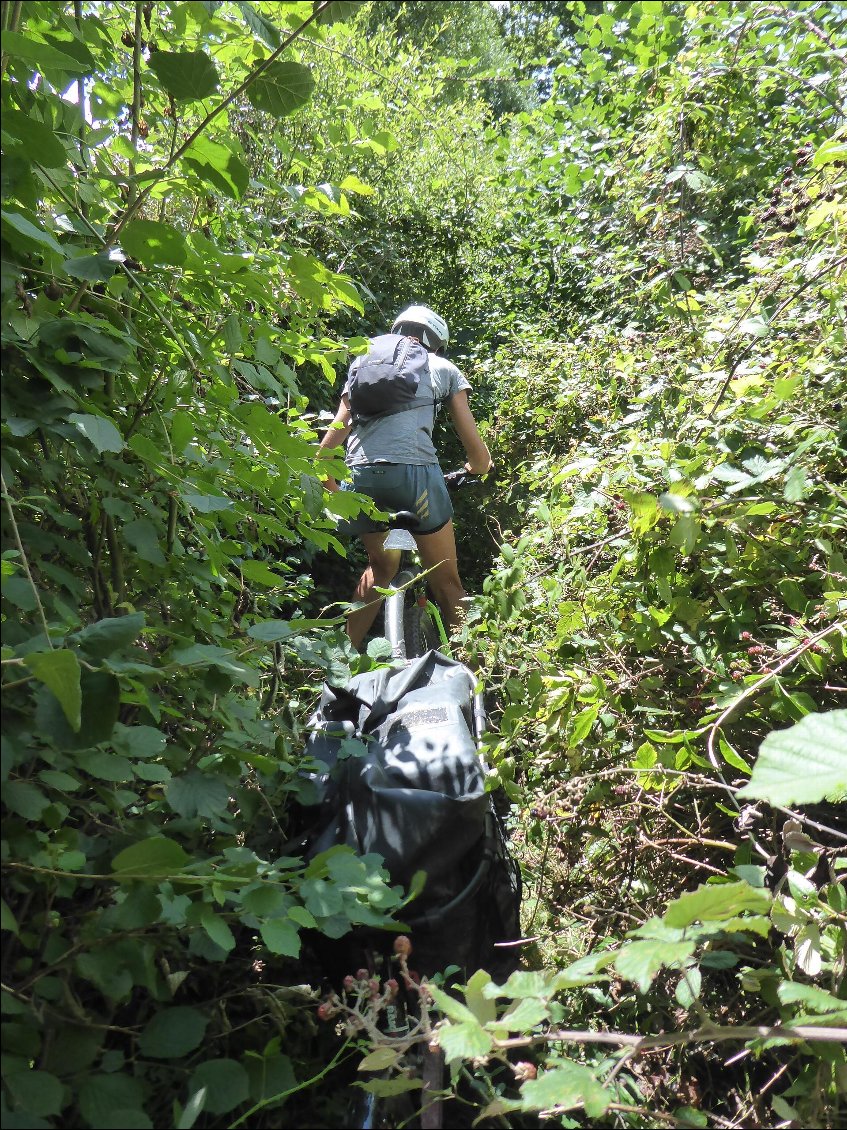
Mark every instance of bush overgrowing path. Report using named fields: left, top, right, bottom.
left=2, top=2, right=845, bottom=1128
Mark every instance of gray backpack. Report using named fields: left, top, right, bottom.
left=347, top=333, right=435, bottom=423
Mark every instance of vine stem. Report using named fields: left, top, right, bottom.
left=494, top=1022, right=847, bottom=1054
left=226, top=1038, right=356, bottom=1130
left=0, top=472, right=53, bottom=647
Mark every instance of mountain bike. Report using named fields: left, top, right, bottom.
left=381, top=468, right=481, bottom=663
left=345, top=471, right=489, bottom=1128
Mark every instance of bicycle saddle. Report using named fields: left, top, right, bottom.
left=389, top=511, right=420, bottom=530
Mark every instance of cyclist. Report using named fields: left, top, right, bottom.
left=318, top=305, right=492, bottom=648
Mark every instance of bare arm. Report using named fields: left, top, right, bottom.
left=317, top=394, right=352, bottom=492
left=447, top=390, right=493, bottom=476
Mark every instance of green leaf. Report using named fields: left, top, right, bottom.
left=738, top=710, right=847, bottom=805
left=569, top=703, right=598, bottom=747
left=4, top=780, right=51, bottom=820
left=260, top=918, right=301, bottom=957
left=123, top=519, right=166, bottom=565
left=497, top=996, right=551, bottom=1030
left=437, top=1020, right=494, bottom=1063
left=521, top=1062, right=609, bottom=1117
left=63, top=252, right=118, bottom=282
left=360, top=1076, right=422, bottom=1097
left=234, top=1, right=281, bottom=47
left=664, top=881, right=772, bottom=928
left=238, top=561, right=288, bottom=587
left=358, top=1046, right=401, bottom=1072
left=69, top=413, right=125, bottom=454
left=177, top=1087, right=207, bottom=1130
left=166, top=771, right=230, bottom=819
left=613, top=940, right=695, bottom=992
left=170, top=643, right=257, bottom=685
left=246, top=61, right=315, bottom=116
left=783, top=466, right=808, bottom=502
left=812, top=136, right=847, bottom=168
left=138, top=1006, right=208, bottom=1059
left=4, top=1069, right=64, bottom=1117
left=2, top=30, right=90, bottom=74
left=200, top=908, right=236, bottom=954
left=1, top=209, right=64, bottom=254
left=1, top=898, right=19, bottom=935
left=112, top=723, right=167, bottom=760
left=182, top=137, right=249, bottom=200
left=76, top=613, right=146, bottom=660
left=315, top=0, right=365, bottom=25
left=2, top=109, right=67, bottom=167
left=777, top=981, right=847, bottom=1015
left=79, top=1074, right=146, bottom=1129
left=35, top=668, right=120, bottom=749
left=121, top=220, right=189, bottom=267
left=148, top=50, right=219, bottom=101
left=112, top=836, right=190, bottom=878
left=188, top=1059, right=249, bottom=1115
left=182, top=492, right=232, bottom=513
left=24, top=649, right=82, bottom=731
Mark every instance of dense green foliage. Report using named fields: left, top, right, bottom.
left=2, top=2, right=845, bottom=1128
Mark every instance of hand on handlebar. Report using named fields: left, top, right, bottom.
left=443, top=464, right=497, bottom=491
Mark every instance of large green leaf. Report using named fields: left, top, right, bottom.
left=182, top=137, right=249, bottom=199
left=437, top=1020, right=494, bottom=1063
left=664, top=881, right=772, bottom=928
left=613, top=939, right=695, bottom=993
left=112, top=836, right=190, bottom=878
left=138, top=1007, right=208, bottom=1059
left=165, top=770, right=230, bottom=819
left=35, top=669, right=120, bottom=749
left=521, top=1062, right=609, bottom=1118
left=188, top=1058, right=249, bottom=1115
left=68, top=413, right=125, bottom=454
left=2, top=30, right=90, bottom=74
left=148, top=50, right=219, bottom=101
left=260, top=918, right=301, bottom=957
left=76, top=612, right=146, bottom=660
left=246, top=61, right=315, bottom=116
left=24, top=649, right=82, bottom=731
left=737, top=710, right=847, bottom=806
left=2, top=209, right=64, bottom=253
left=2, top=110, right=67, bottom=168
left=78, top=1073, right=147, bottom=1130
left=4, top=1069, right=64, bottom=1117
left=120, top=220, right=189, bottom=267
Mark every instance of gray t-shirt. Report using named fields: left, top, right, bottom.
left=344, top=353, right=471, bottom=466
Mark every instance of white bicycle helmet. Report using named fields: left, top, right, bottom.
left=391, top=304, right=449, bottom=351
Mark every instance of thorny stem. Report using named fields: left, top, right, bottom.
left=494, top=1022, right=847, bottom=1054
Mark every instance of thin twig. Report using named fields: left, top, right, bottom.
left=1, top=472, right=53, bottom=647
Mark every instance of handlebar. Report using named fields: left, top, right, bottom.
left=443, top=466, right=494, bottom=492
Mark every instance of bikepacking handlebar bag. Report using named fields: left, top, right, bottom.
left=293, top=651, right=522, bottom=981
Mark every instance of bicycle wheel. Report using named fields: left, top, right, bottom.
left=404, top=601, right=442, bottom=658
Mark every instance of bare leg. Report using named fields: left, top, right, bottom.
left=346, top=531, right=401, bottom=648
left=413, top=521, right=468, bottom=637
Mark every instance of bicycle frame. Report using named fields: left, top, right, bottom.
left=382, top=525, right=450, bottom=661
